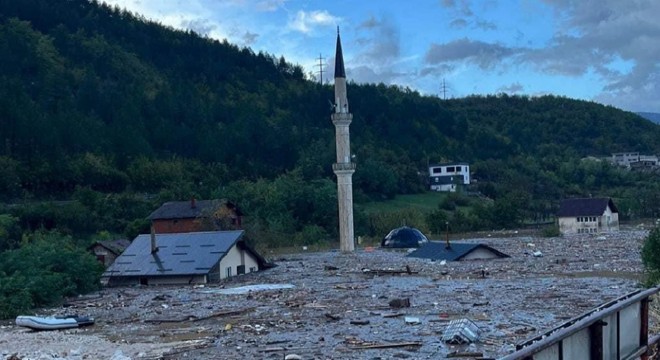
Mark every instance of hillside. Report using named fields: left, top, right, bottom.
left=638, top=112, right=660, bottom=125
left=0, top=0, right=659, bottom=242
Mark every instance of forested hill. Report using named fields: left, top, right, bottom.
left=638, top=112, right=660, bottom=125
left=1, top=0, right=659, bottom=204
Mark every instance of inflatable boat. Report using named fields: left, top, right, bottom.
left=15, top=315, right=94, bottom=330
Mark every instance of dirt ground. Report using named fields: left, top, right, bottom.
left=1, top=229, right=658, bottom=360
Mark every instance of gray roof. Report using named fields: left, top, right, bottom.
left=147, top=200, right=219, bottom=220
left=407, top=242, right=509, bottom=261
left=103, top=231, right=245, bottom=278
left=88, top=239, right=131, bottom=255
left=429, top=162, right=469, bottom=167
left=557, top=198, right=618, bottom=217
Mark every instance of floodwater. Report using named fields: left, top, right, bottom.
left=3, top=230, right=653, bottom=360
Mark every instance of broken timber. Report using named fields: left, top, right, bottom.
left=350, top=341, right=422, bottom=350
left=144, top=307, right=253, bottom=323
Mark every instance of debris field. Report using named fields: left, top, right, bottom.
left=0, top=230, right=656, bottom=360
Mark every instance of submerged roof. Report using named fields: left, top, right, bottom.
left=381, top=226, right=429, bottom=248
left=103, top=231, right=245, bottom=278
left=557, top=198, right=618, bottom=217
left=334, top=28, right=346, bottom=78
left=407, top=242, right=510, bottom=261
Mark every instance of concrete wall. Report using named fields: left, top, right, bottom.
left=558, top=205, right=619, bottom=235
left=107, top=274, right=207, bottom=287
left=218, top=244, right=260, bottom=279
left=461, top=247, right=501, bottom=260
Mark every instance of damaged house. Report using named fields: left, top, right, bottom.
left=557, top=198, right=620, bottom=235
left=88, top=239, right=131, bottom=267
left=148, top=198, right=243, bottom=234
left=103, top=230, right=270, bottom=286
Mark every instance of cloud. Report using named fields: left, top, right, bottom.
left=536, top=0, right=660, bottom=110
left=497, top=82, right=524, bottom=94
left=337, top=15, right=407, bottom=86
left=256, top=0, right=287, bottom=12
left=288, top=10, right=340, bottom=34
left=425, top=38, right=518, bottom=70
left=419, top=64, right=456, bottom=77
left=475, top=20, right=496, bottom=31
left=440, top=0, right=473, bottom=16
left=356, top=16, right=400, bottom=65
left=449, top=18, right=467, bottom=29
left=181, top=18, right=217, bottom=36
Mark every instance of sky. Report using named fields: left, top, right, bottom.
left=101, top=0, right=660, bottom=113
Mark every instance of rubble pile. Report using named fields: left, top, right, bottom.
left=0, top=230, right=651, bottom=359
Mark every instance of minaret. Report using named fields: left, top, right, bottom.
left=331, top=28, right=356, bottom=252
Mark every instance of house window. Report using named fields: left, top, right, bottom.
left=432, top=168, right=442, bottom=174
left=225, top=267, right=232, bottom=278
left=447, top=166, right=455, bottom=172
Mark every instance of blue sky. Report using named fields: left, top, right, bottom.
left=102, top=0, right=660, bottom=113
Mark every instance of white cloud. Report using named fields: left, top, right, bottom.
left=425, top=38, right=518, bottom=70
left=497, top=82, right=524, bottom=94
left=288, top=10, right=340, bottom=34
left=256, top=0, right=287, bottom=12
left=537, top=0, right=660, bottom=110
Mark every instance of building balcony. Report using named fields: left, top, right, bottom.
left=333, top=162, right=356, bottom=172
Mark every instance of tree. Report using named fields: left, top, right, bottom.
left=0, top=231, right=104, bottom=319
left=641, top=227, right=660, bottom=286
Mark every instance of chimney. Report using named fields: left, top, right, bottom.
left=150, top=226, right=158, bottom=254
left=190, top=197, right=196, bottom=208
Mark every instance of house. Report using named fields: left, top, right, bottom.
left=630, top=155, right=659, bottom=171
left=557, top=198, right=619, bottom=235
left=407, top=242, right=509, bottom=261
left=88, top=239, right=131, bottom=267
left=102, top=230, right=270, bottom=286
left=611, top=152, right=640, bottom=167
left=148, top=199, right=242, bottom=234
left=428, top=163, right=470, bottom=192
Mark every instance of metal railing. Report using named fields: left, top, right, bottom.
left=501, top=286, right=660, bottom=360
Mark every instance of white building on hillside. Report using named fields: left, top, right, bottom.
left=428, top=163, right=470, bottom=192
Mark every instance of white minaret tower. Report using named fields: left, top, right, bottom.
left=331, top=28, right=356, bottom=252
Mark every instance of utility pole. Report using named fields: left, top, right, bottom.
left=315, top=53, right=325, bottom=84
left=441, top=78, right=448, bottom=100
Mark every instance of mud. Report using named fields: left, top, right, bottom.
left=0, top=230, right=656, bottom=359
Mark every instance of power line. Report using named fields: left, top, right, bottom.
left=315, top=53, right=325, bottom=84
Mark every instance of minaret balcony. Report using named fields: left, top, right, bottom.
left=331, top=112, right=352, bottom=126
left=333, top=162, right=356, bottom=172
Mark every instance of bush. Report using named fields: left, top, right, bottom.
left=0, top=232, right=104, bottom=319
left=541, top=224, right=561, bottom=238
left=641, top=227, right=660, bottom=286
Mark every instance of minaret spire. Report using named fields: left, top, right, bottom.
left=334, top=27, right=346, bottom=79
left=331, top=27, right=356, bottom=252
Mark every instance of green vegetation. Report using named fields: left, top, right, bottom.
left=642, top=227, right=660, bottom=286
left=0, top=232, right=104, bottom=319
left=0, top=0, right=659, bottom=317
